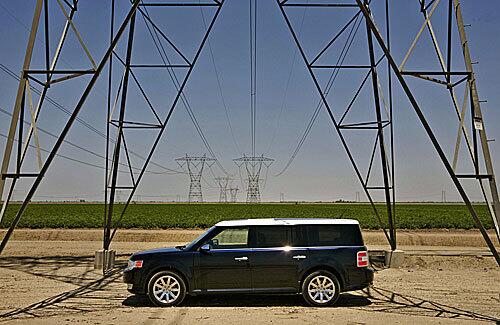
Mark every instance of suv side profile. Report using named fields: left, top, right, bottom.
left=123, top=218, right=373, bottom=307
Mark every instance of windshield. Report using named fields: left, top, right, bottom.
left=184, top=226, right=215, bottom=250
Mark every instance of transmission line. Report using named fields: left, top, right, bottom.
left=0, top=107, right=183, bottom=175
left=138, top=5, right=230, bottom=176
left=0, top=63, right=183, bottom=175
left=275, top=13, right=363, bottom=176
left=265, top=1, right=308, bottom=155
left=0, top=132, right=164, bottom=175
left=0, top=64, right=105, bottom=137
left=199, top=5, right=242, bottom=155
left=249, top=0, right=257, bottom=156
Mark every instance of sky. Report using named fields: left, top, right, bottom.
left=0, top=0, right=499, bottom=203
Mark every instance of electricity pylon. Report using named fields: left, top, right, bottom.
left=0, top=0, right=224, bottom=255
left=277, top=0, right=500, bottom=263
left=229, top=187, right=239, bottom=203
left=175, top=155, right=215, bottom=203
left=234, top=155, right=273, bottom=203
left=1, top=0, right=499, bottom=266
left=215, top=176, right=231, bottom=202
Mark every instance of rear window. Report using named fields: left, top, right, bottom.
left=292, top=225, right=363, bottom=246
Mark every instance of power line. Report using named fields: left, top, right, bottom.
left=275, top=13, right=363, bottom=176
left=0, top=3, right=187, bottom=172
left=265, top=1, right=308, bottom=155
left=0, top=132, right=124, bottom=173
left=0, top=64, right=106, bottom=138
left=0, top=2, right=32, bottom=32
left=0, top=63, right=184, bottom=175
left=0, top=107, right=182, bottom=175
left=138, top=5, right=230, bottom=176
left=0, top=2, right=71, bottom=69
left=249, top=0, right=257, bottom=156
left=199, top=4, right=242, bottom=155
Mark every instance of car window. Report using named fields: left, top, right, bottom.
left=253, top=226, right=289, bottom=248
left=291, top=226, right=308, bottom=247
left=208, top=227, right=249, bottom=249
left=305, top=225, right=363, bottom=246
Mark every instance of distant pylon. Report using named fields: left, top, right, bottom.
left=175, top=154, right=215, bottom=203
left=215, top=176, right=231, bottom=203
left=247, top=176, right=261, bottom=203
left=234, top=155, right=274, bottom=203
left=229, top=187, right=239, bottom=203
left=280, top=192, right=285, bottom=203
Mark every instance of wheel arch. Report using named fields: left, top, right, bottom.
left=145, top=265, right=190, bottom=293
left=300, top=265, right=345, bottom=291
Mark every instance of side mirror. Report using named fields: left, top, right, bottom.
left=200, top=244, right=211, bottom=252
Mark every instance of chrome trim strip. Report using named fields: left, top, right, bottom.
left=205, top=288, right=252, bottom=292
left=205, top=246, right=361, bottom=253
left=207, top=248, right=252, bottom=253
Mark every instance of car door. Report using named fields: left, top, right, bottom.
left=195, top=227, right=252, bottom=292
left=250, top=226, right=304, bottom=292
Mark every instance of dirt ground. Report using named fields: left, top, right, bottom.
left=0, top=229, right=499, bottom=324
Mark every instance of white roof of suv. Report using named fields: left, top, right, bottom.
left=215, top=218, right=359, bottom=227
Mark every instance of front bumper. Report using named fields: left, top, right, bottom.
left=123, top=269, right=146, bottom=294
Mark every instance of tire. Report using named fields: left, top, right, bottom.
left=302, top=270, right=340, bottom=307
left=147, top=270, right=187, bottom=307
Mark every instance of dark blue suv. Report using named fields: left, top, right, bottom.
left=123, top=218, right=373, bottom=307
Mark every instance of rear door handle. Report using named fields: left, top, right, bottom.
left=234, top=256, right=248, bottom=261
left=292, top=255, right=306, bottom=260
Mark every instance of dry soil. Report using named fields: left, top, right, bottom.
left=0, top=229, right=498, bottom=324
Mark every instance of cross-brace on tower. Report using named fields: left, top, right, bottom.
left=277, top=0, right=500, bottom=264
left=0, top=0, right=98, bottom=222
left=234, top=155, right=274, bottom=203
left=0, top=0, right=224, bottom=255
left=176, top=155, right=215, bottom=203
left=215, top=176, right=231, bottom=202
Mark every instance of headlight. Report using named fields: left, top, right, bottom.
left=126, top=259, right=143, bottom=271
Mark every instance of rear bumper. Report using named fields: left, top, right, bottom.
left=366, top=266, right=374, bottom=284
left=345, top=267, right=374, bottom=291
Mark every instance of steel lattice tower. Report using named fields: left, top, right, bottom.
left=215, top=176, right=231, bottom=202
left=234, top=155, right=274, bottom=203
left=229, top=187, right=239, bottom=203
left=0, top=0, right=499, bottom=266
left=176, top=155, right=215, bottom=203
left=233, top=1, right=274, bottom=204
left=246, top=176, right=260, bottom=203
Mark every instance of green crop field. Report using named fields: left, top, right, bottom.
left=0, top=203, right=493, bottom=229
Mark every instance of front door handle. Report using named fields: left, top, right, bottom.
left=292, top=255, right=307, bottom=260
left=234, top=256, right=248, bottom=261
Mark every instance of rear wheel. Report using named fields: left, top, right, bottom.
left=147, top=270, right=186, bottom=307
left=302, top=270, right=340, bottom=307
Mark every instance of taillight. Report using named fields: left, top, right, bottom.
left=357, top=251, right=369, bottom=267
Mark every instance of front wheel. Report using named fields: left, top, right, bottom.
left=302, top=270, right=340, bottom=307
left=147, top=270, right=186, bottom=307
